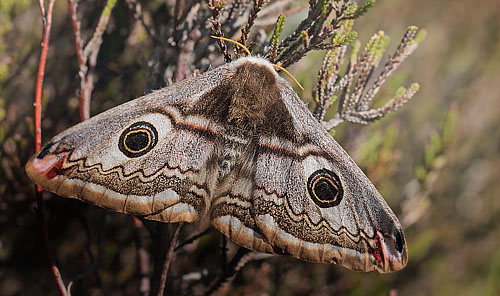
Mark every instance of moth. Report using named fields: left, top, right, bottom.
left=26, top=56, right=408, bottom=273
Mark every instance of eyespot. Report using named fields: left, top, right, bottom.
left=307, top=169, right=343, bottom=208
left=118, top=121, right=158, bottom=158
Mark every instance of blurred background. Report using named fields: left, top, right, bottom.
left=1, top=0, right=499, bottom=295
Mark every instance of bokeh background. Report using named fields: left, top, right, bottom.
left=1, top=0, right=499, bottom=295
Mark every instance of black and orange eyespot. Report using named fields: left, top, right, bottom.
left=307, top=169, right=343, bottom=208
left=118, top=121, right=158, bottom=158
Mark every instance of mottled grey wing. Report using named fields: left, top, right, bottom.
left=211, top=80, right=408, bottom=273
left=26, top=67, right=232, bottom=223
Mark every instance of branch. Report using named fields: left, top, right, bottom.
left=360, top=26, right=422, bottom=109
left=239, top=0, right=266, bottom=54
left=203, top=248, right=271, bottom=296
left=68, top=0, right=118, bottom=121
left=208, top=0, right=231, bottom=62
left=313, top=47, right=340, bottom=120
left=67, top=211, right=110, bottom=294
left=125, top=0, right=160, bottom=43
left=34, top=0, right=68, bottom=295
left=157, top=222, right=184, bottom=296
left=318, top=26, right=425, bottom=129
left=174, top=227, right=214, bottom=251
left=175, top=26, right=202, bottom=82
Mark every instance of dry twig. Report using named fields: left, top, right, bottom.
left=203, top=248, right=272, bottom=296
left=174, top=227, right=214, bottom=251
left=208, top=0, right=231, bottom=62
left=238, top=0, right=266, bottom=54
left=157, top=222, right=184, bottom=296
left=68, top=0, right=117, bottom=120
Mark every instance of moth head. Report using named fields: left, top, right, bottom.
left=210, top=36, right=303, bottom=90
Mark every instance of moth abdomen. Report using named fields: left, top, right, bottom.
left=217, top=126, right=254, bottom=181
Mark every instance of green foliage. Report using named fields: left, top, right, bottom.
left=353, top=0, right=376, bottom=19
left=0, top=99, right=6, bottom=153
left=271, top=14, right=286, bottom=49
left=416, top=105, right=457, bottom=182
left=0, top=63, right=7, bottom=85
left=300, top=29, right=309, bottom=43
left=349, top=40, right=361, bottom=64
left=103, top=0, right=118, bottom=16
left=0, top=0, right=30, bottom=83
left=320, top=0, right=332, bottom=16
left=332, top=20, right=357, bottom=47
left=485, top=249, right=500, bottom=295
left=0, top=99, right=5, bottom=122
left=345, top=3, right=358, bottom=16
left=328, top=94, right=338, bottom=105
left=336, top=31, right=358, bottom=46
left=356, top=123, right=400, bottom=183
left=414, top=29, right=427, bottom=44
left=409, top=231, right=437, bottom=261
left=367, top=31, right=389, bottom=61
left=385, top=83, right=420, bottom=107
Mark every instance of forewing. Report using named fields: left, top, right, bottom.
left=26, top=67, right=232, bottom=223
left=212, top=80, right=408, bottom=273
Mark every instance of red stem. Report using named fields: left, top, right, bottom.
left=38, top=0, right=46, bottom=20
left=34, top=0, right=69, bottom=295
left=67, top=0, right=84, bottom=65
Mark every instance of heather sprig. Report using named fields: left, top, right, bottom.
left=317, top=26, right=426, bottom=129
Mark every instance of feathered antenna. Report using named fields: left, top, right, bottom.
left=211, top=36, right=304, bottom=90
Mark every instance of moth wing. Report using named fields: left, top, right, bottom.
left=26, top=66, right=233, bottom=223
left=212, top=81, right=408, bottom=272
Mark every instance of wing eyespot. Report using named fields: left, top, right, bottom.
left=118, top=121, right=158, bottom=158
left=307, top=169, right=343, bottom=208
